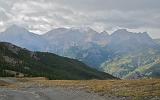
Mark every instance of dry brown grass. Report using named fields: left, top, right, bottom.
left=34, top=79, right=160, bottom=97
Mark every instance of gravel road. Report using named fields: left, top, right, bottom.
left=0, top=87, right=109, bottom=100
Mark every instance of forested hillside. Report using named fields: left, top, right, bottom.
left=0, top=42, right=116, bottom=80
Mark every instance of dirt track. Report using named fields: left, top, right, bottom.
left=0, top=87, right=112, bottom=100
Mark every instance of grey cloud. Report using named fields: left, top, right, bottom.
left=53, top=0, right=160, bottom=12
left=89, top=10, right=160, bottom=29
left=0, top=9, right=9, bottom=21
left=0, top=0, right=160, bottom=38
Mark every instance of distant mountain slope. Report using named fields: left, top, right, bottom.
left=101, top=29, right=160, bottom=79
left=42, top=27, right=109, bottom=56
left=101, top=53, right=160, bottom=79
left=63, top=43, right=109, bottom=68
left=154, top=39, right=160, bottom=45
left=107, top=29, right=158, bottom=55
left=0, top=42, right=116, bottom=80
left=0, top=25, right=47, bottom=51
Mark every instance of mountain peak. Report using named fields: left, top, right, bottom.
left=70, top=27, right=97, bottom=34
left=141, top=32, right=149, bottom=36
left=111, top=29, right=131, bottom=39
left=112, top=29, right=129, bottom=35
left=112, top=29, right=150, bottom=37
left=100, top=31, right=109, bottom=35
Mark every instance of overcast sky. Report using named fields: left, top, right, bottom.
left=0, top=0, right=160, bottom=38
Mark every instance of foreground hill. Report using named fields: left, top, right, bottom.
left=0, top=42, right=116, bottom=80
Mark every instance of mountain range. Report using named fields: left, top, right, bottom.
left=0, top=25, right=160, bottom=79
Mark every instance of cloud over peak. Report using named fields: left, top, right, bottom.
left=0, top=0, right=160, bottom=38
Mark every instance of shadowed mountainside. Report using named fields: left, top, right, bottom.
left=0, top=42, right=116, bottom=80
